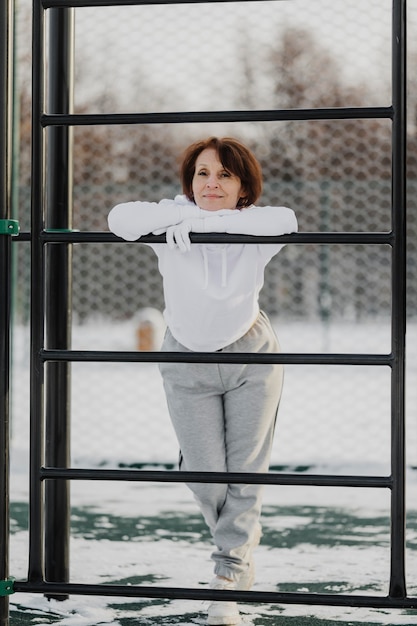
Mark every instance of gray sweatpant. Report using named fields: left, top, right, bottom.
left=159, top=311, right=283, bottom=581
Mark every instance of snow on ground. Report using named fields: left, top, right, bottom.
left=7, top=319, right=417, bottom=625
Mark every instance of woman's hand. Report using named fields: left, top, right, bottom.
left=164, top=210, right=237, bottom=251
left=166, top=218, right=203, bottom=252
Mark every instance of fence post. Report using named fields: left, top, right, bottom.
left=0, top=0, right=15, bottom=624
left=44, top=6, right=74, bottom=599
left=389, top=0, right=407, bottom=599
left=28, top=0, right=46, bottom=585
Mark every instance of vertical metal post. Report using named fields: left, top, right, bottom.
left=44, top=7, right=74, bottom=597
left=28, top=0, right=46, bottom=584
left=0, top=1, right=14, bottom=623
left=389, top=0, right=407, bottom=599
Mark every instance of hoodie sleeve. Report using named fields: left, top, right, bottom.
left=108, top=197, right=203, bottom=241
left=196, top=205, right=298, bottom=236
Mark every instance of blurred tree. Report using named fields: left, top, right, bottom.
left=248, top=27, right=394, bottom=320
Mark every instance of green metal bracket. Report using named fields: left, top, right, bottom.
left=0, top=578, right=15, bottom=596
left=0, top=219, right=19, bottom=236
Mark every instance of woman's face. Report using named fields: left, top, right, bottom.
left=191, top=148, right=244, bottom=212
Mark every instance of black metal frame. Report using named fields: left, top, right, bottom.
left=0, top=1, right=413, bottom=624
left=0, top=1, right=14, bottom=624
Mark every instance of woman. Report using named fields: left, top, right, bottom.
left=108, top=137, right=297, bottom=625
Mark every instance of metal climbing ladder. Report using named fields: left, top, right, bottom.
left=0, top=0, right=414, bottom=624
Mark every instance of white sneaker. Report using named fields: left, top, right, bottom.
left=207, top=577, right=240, bottom=625
left=236, top=524, right=262, bottom=591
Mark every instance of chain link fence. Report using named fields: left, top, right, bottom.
left=11, top=0, right=417, bottom=469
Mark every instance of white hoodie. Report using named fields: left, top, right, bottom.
left=108, top=195, right=297, bottom=351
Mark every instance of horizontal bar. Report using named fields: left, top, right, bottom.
left=40, top=467, right=392, bottom=488
left=41, top=107, right=393, bottom=127
left=40, top=349, right=393, bottom=366
left=13, top=581, right=417, bottom=608
left=44, top=231, right=393, bottom=245
left=11, top=231, right=393, bottom=245
left=12, top=232, right=30, bottom=242
left=43, top=0, right=291, bottom=7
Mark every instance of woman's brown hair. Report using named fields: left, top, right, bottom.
left=180, top=137, right=263, bottom=208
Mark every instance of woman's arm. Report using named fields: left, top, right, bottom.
left=108, top=196, right=203, bottom=241
left=166, top=205, right=298, bottom=251
left=201, top=205, right=298, bottom=236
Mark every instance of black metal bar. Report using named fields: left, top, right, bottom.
left=44, top=6, right=74, bottom=598
left=12, top=230, right=395, bottom=245
left=11, top=580, right=417, bottom=609
left=40, top=349, right=393, bottom=366
left=0, top=1, right=14, bottom=624
left=12, top=231, right=31, bottom=241
left=37, top=231, right=393, bottom=245
left=41, top=107, right=393, bottom=127
left=42, top=0, right=338, bottom=7
left=28, top=0, right=46, bottom=585
left=40, top=467, right=392, bottom=489
left=389, top=0, right=407, bottom=599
